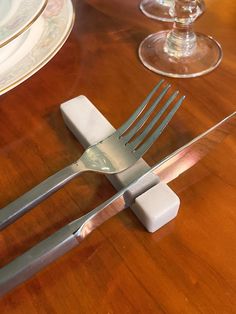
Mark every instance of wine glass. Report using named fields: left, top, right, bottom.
left=139, top=0, right=222, bottom=78
left=140, top=0, right=205, bottom=22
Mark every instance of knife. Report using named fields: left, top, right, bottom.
left=0, top=112, right=235, bottom=298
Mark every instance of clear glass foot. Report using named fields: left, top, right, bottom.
left=139, top=31, right=222, bottom=78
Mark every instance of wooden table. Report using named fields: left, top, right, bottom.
left=0, top=0, right=235, bottom=313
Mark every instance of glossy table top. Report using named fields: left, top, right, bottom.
left=0, top=0, right=235, bottom=313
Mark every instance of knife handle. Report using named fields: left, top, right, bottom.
left=0, top=224, right=79, bottom=298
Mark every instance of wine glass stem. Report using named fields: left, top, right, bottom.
left=164, top=0, right=198, bottom=57
left=157, top=0, right=173, bottom=6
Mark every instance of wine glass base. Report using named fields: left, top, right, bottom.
left=139, top=31, right=223, bottom=78
left=140, top=0, right=174, bottom=22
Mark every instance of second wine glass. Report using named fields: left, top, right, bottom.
left=139, top=0, right=222, bottom=78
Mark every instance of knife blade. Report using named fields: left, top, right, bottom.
left=0, top=111, right=235, bottom=298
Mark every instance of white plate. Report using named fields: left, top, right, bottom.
left=0, top=0, right=48, bottom=47
left=0, top=0, right=75, bottom=95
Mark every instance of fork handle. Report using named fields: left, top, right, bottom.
left=0, top=164, right=83, bottom=230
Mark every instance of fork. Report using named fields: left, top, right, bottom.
left=0, top=80, right=185, bottom=230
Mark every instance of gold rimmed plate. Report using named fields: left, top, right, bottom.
left=0, top=0, right=75, bottom=95
left=0, top=0, right=48, bottom=48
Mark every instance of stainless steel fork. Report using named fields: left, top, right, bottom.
left=0, top=80, right=185, bottom=230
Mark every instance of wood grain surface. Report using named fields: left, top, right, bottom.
left=0, top=0, right=235, bottom=313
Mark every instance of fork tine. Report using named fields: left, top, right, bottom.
left=129, top=90, right=179, bottom=149
left=134, top=96, right=185, bottom=158
left=121, top=84, right=171, bottom=143
left=117, top=79, right=164, bottom=135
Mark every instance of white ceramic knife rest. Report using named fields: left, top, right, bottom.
left=60, top=96, right=180, bottom=233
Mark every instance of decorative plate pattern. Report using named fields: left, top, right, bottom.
left=0, top=0, right=48, bottom=47
left=0, top=0, right=74, bottom=95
